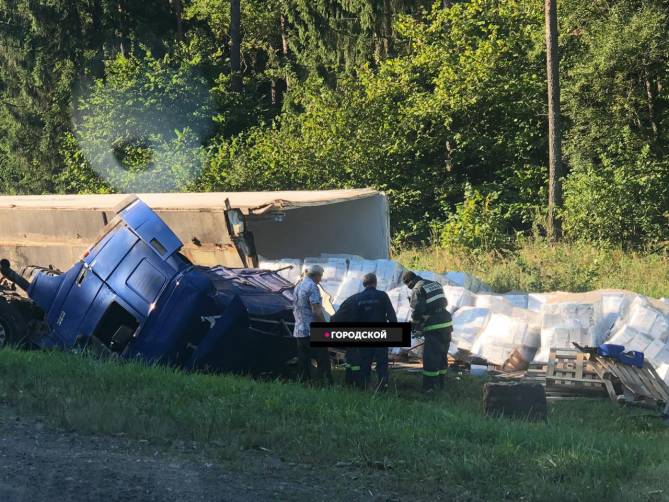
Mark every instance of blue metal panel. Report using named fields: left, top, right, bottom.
left=119, top=199, right=182, bottom=260
left=87, top=227, right=138, bottom=281
left=126, top=268, right=214, bottom=364
left=105, top=239, right=176, bottom=316
left=41, top=263, right=84, bottom=327
left=126, top=259, right=166, bottom=304
left=28, top=272, right=66, bottom=314
left=77, top=283, right=123, bottom=340
left=50, top=266, right=104, bottom=345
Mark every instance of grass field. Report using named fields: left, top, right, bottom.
left=395, top=241, right=669, bottom=298
left=0, top=349, right=667, bottom=501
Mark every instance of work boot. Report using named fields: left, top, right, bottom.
left=422, top=376, right=437, bottom=393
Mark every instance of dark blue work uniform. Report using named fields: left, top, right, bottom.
left=335, top=287, right=397, bottom=389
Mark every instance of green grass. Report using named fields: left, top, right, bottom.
left=395, top=240, right=669, bottom=298
left=1, top=349, right=668, bottom=501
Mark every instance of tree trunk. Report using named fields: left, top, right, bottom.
left=280, top=13, right=289, bottom=93
left=545, top=0, right=562, bottom=241
left=230, top=0, right=242, bottom=92
left=171, top=0, right=184, bottom=41
left=118, top=0, right=130, bottom=57
left=645, top=75, right=659, bottom=138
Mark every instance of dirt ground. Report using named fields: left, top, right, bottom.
left=0, top=405, right=394, bottom=502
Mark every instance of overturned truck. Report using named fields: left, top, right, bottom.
left=0, top=196, right=301, bottom=375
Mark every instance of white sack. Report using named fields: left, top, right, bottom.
left=452, top=306, right=490, bottom=352
left=374, top=259, right=405, bottom=291
left=444, top=286, right=477, bottom=314
left=535, top=301, right=602, bottom=362
left=472, top=309, right=541, bottom=366
left=258, top=257, right=304, bottom=284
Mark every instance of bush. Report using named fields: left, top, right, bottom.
left=395, top=239, right=669, bottom=297
left=562, top=142, right=669, bottom=245
left=439, top=187, right=511, bottom=252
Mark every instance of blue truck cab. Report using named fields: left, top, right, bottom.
left=20, top=196, right=297, bottom=374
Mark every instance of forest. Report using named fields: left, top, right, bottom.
left=0, top=0, right=667, bottom=249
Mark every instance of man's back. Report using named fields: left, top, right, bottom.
left=347, top=287, right=397, bottom=323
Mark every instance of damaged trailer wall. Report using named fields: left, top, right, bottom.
left=246, top=194, right=390, bottom=260
left=0, top=189, right=390, bottom=271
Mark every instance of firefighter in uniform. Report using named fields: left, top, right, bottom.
left=334, top=273, right=397, bottom=389
left=402, top=271, right=453, bottom=392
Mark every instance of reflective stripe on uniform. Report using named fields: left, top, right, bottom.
left=422, top=370, right=440, bottom=377
left=425, top=293, right=446, bottom=303
left=349, top=365, right=361, bottom=371
left=424, top=321, right=453, bottom=331
left=439, top=369, right=448, bottom=375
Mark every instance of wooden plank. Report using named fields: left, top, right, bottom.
left=642, top=364, right=669, bottom=401
left=575, top=352, right=584, bottom=383
left=634, top=367, right=663, bottom=400
left=545, top=375, right=606, bottom=384
left=602, top=377, right=619, bottom=402
left=616, top=365, right=648, bottom=398
left=547, top=349, right=557, bottom=379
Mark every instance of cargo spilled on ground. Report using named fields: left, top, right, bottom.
left=0, top=349, right=668, bottom=501
left=260, top=248, right=669, bottom=387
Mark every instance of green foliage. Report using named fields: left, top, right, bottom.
left=0, top=0, right=668, bottom=248
left=559, top=0, right=669, bottom=245
left=562, top=140, right=669, bottom=244
left=200, top=0, right=546, bottom=242
left=395, top=239, right=669, bottom=297
left=439, top=186, right=510, bottom=252
left=63, top=48, right=213, bottom=192
left=0, top=0, right=183, bottom=194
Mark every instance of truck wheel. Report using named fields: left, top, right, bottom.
left=0, top=299, right=28, bottom=348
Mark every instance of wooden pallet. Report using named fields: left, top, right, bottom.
left=591, top=354, right=669, bottom=410
left=543, top=348, right=608, bottom=398
left=495, top=348, right=608, bottom=399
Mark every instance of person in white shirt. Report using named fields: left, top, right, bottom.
left=292, top=264, right=332, bottom=384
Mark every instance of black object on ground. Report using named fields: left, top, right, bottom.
left=483, top=382, right=548, bottom=422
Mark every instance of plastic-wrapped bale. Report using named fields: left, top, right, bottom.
left=471, top=308, right=541, bottom=366
left=387, top=285, right=412, bottom=322
left=414, top=270, right=449, bottom=285
left=619, top=296, right=669, bottom=338
left=303, top=257, right=348, bottom=301
left=452, top=306, right=491, bottom=352
left=444, top=285, right=476, bottom=314
left=594, top=291, right=634, bottom=342
left=444, top=271, right=492, bottom=293
left=527, top=293, right=549, bottom=313
left=654, top=351, right=669, bottom=385
left=535, top=301, right=603, bottom=363
left=332, top=259, right=377, bottom=309
left=374, top=259, right=405, bottom=291
left=503, top=293, right=529, bottom=310
left=607, top=295, right=669, bottom=367
left=258, top=258, right=304, bottom=284
left=475, top=294, right=515, bottom=315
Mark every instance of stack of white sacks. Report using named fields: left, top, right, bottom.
left=258, top=255, right=669, bottom=384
